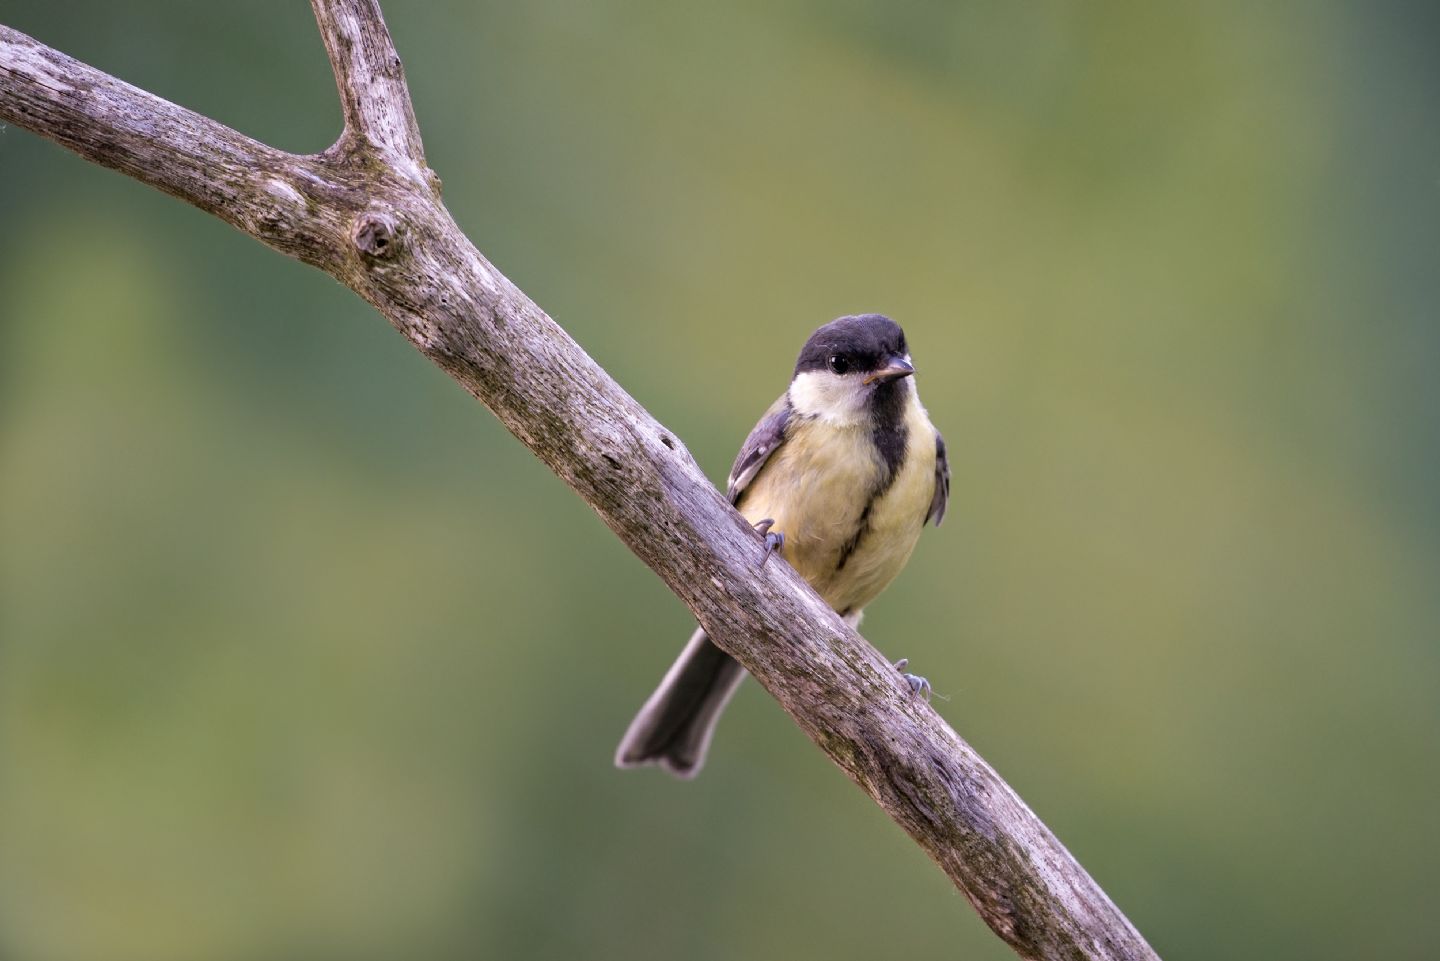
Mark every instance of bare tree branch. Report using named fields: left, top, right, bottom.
left=310, top=0, right=429, bottom=175
left=0, top=12, right=1160, bottom=961
left=0, top=27, right=305, bottom=242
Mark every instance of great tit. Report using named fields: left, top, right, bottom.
left=616, top=313, right=949, bottom=778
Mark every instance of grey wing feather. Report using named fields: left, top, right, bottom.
left=926, top=430, right=950, bottom=526
left=726, top=396, right=792, bottom=505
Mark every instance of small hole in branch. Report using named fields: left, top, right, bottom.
left=351, top=211, right=400, bottom=260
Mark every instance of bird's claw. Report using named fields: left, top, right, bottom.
left=893, top=658, right=932, bottom=701
left=763, top=531, right=785, bottom=566
left=754, top=518, right=784, bottom=568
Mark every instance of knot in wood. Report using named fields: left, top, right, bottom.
left=351, top=210, right=400, bottom=259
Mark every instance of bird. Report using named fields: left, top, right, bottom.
left=616, top=313, right=949, bottom=778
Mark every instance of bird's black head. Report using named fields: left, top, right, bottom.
left=793, top=314, right=911, bottom=379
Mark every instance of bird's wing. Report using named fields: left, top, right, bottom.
left=726, top=394, right=793, bottom=506
left=926, top=430, right=950, bottom=527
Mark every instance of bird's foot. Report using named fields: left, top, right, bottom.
left=753, top=518, right=784, bottom=567
left=893, top=658, right=931, bottom=701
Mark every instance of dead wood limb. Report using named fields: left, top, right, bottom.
left=0, top=8, right=1159, bottom=959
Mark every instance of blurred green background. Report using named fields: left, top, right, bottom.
left=2, top=1, right=1438, bottom=959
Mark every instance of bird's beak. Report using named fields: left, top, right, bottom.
left=864, top=355, right=916, bottom=385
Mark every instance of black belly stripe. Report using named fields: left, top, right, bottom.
left=869, top=379, right=911, bottom=482
left=835, top=501, right=874, bottom=572
left=835, top=381, right=910, bottom=573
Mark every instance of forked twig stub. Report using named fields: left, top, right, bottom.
left=310, top=0, right=427, bottom=167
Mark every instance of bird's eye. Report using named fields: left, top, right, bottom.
left=827, top=354, right=850, bottom=374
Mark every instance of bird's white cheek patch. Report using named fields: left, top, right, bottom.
left=789, top=371, right=869, bottom=425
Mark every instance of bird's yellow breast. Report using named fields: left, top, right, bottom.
left=738, top=401, right=937, bottom=614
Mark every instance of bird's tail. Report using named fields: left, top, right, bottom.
left=615, top=627, right=746, bottom=779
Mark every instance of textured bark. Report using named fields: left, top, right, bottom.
left=0, top=6, right=1159, bottom=960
